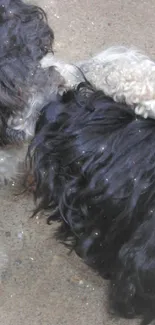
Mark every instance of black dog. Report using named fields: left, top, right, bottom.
left=28, top=82, right=155, bottom=323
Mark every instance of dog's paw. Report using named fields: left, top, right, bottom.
left=135, top=100, right=155, bottom=119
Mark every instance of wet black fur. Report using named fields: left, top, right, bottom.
left=28, top=82, right=155, bottom=323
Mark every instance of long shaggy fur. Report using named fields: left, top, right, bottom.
left=1, top=0, right=155, bottom=184
left=0, top=0, right=57, bottom=182
left=0, top=0, right=54, bottom=114
left=28, top=82, right=155, bottom=323
left=2, top=1, right=155, bottom=187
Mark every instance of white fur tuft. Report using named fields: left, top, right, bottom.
left=41, top=46, right=155, bottom=119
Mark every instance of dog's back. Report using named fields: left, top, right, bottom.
left=29, top=82, right=155, bottom=322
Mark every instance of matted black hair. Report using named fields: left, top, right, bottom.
left=29, top=82, right=155, bottom=323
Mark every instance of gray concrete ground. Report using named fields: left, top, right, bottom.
left=0, top=0, right=155, bottom=324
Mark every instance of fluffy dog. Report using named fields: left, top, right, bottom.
left=0, top=0, right=57, bottom=182
left=2, top=0, right=155, bottom=185
left=28, top=81, right=155, bottom=324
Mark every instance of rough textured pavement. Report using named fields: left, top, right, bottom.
left=0, top=0, right=155, bottom=324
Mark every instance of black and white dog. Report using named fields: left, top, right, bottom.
left=2, top=0, right=155, bottom=323
left=0, top=0, right=56, bottom=182
left=28, top=81, right=155, bottom=324
left=3, top=0, right=155, bottom=183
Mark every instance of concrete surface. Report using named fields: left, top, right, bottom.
left=0, top=0, right=155, bottom=324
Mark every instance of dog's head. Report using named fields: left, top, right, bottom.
left=0, top=0, right=54, bottom=144
left=0, top=0, right=54, bottom=117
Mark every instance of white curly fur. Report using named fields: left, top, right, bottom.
left=41, top=46, right=155, bottom=119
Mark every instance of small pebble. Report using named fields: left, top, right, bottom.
left=79, top=280, right=84, bottom=285
left=15, top=259, right=22, bottom=265
left=17, top=231, right=23, bottom=239
left=70, top=276, right=82, bottom=283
